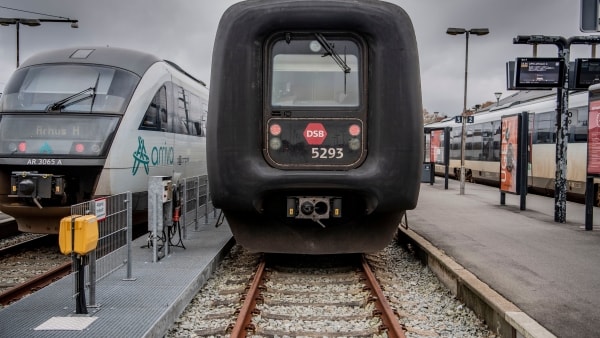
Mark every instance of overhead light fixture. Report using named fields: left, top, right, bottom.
left=19, top=19, right=41, bottom=27
left=0, top=18, right=17, bottom=26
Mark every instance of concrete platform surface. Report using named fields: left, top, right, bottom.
left=407, top=179, right=600, bottom=338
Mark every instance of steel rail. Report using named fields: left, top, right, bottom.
left=361, top=254, right=406, bottom=338
left=229, top=258, right=265, bottom=337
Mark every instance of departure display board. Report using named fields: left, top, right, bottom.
left=575, top=58, right=600, bottom=89
left=514, top=57, right=564, bottom=89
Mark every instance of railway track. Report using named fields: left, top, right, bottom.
left=231, top=254, right=405, bottom=337
left=0, top=261, right=71, bottom=306
left=183, top=248, right=406, bottom=337
left=0, top=232, right=70, bottom=307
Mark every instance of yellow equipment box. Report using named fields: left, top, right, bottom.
left=59, top=215, right=99, bottom=255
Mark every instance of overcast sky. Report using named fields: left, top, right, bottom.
left=0, top=0, right=594, bottom=116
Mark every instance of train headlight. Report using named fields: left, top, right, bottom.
left=349, top=124, right=361, bottom=136
left=269, top=123, right=282, bottom=136
left=75, top=143, right=85, bottom=153
left=269, top=137, right=282, bottom=150
left=348, top=137, right=360, bottom=151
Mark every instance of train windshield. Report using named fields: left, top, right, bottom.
left=0, top=64, right=139, bottom=113
left=271, top=35, right=360, bottom=107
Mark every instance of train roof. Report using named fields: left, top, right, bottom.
left=426, top=90, right=589, bottom=129
left=18, top=47, right=162, bottom=78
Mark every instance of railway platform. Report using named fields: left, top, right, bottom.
left=0, top=212, right=233, bottom=338
left=400, top=179, right=600, bottom=338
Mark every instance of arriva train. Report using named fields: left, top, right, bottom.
left=425, top=90, right=598, bottom=204
left=207, top=0, right=423, bottom=254
left=0, top=47, right=209, bottom=233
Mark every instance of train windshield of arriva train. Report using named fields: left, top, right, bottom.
left=0, top=64, right=139, bottom=114
left=271, top=35, right=360, bottom=107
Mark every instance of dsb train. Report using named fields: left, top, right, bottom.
left=207, top=0, right=423, bottom=254
left=0, top=47, right=209, bottom=233
left=425, top=90, right=597, bottom=203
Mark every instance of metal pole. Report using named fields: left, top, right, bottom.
left=520, top=112, right=528, bottom=211
left=153, top=194, right=158, bottom=263
left=459, top=32, right=470, bottom=195
left=555, top=44, right=569, bottom=223
left=444, top=127, right=450, bottom=190
left=15, top=22, right=19, bottom=68
left=125, top=191, right=134, bottom=280
left=88, top=250, right=97, bottom=307
left=204, top=176, right=209, bottom=223
left=586, top=176, right=594, bottom=230
left=181, top=181, right=188, bottom=240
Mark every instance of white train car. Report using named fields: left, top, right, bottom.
left=0, top=47, right=208, bottom=233
left=426, top=90, right=593, bottom=203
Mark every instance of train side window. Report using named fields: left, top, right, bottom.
left=492, top=121, right=501, bottom=161
left=471, top=123, right=483, bottom=161
left=140, top=86, right=167, bottom=131
left=482, top=122, right=493, bottom=161
left=465, top=124, right=474, bottom=160
left=187, top=93, right=203, bottom=136
left=175, top=86, right=189, bottom=135
left=569, top=107, right=588, bottom=143
left=450, top=127, right=461, bottom=160
left=534, top=112, right=555, bottom=144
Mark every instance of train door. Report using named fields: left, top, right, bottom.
left=263, top=32, right=367, bottom=170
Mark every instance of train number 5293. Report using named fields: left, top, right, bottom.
left=311, top=147, right=343, bottom=159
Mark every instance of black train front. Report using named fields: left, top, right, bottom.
left=207, top=0, right=423, bottom=254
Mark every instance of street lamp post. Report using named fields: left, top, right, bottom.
left=446, top=27, right=489, bottom=195
left=494, top=92, right=502, bottom=105
left=0, top=17, right=78, bottom=68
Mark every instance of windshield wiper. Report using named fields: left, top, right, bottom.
left=46, top=74, right=100, bottom=112
left=314, top=33, right=351, bottom=74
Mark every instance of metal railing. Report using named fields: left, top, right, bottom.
left=180, top=175, right=216, bottom=237
left=70, top=191, right=133, bottom=307
left=67, top=174, right=216, bottom=308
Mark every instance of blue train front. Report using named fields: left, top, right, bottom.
left=207, top=0, right=423, bottom=254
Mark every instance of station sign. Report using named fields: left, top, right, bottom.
left=454, top=116, right=474, bottom=123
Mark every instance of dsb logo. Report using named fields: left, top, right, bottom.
left=303, top=122, right=328, bottom=145
left=306, top=130, right=325, bottom=137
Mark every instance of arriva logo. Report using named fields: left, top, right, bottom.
left=132, top=136, right=175, bottom=175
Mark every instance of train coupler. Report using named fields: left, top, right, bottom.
left=9, top=171, right=66, bottom=207
left=286, top=196, right=342, bottom=226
